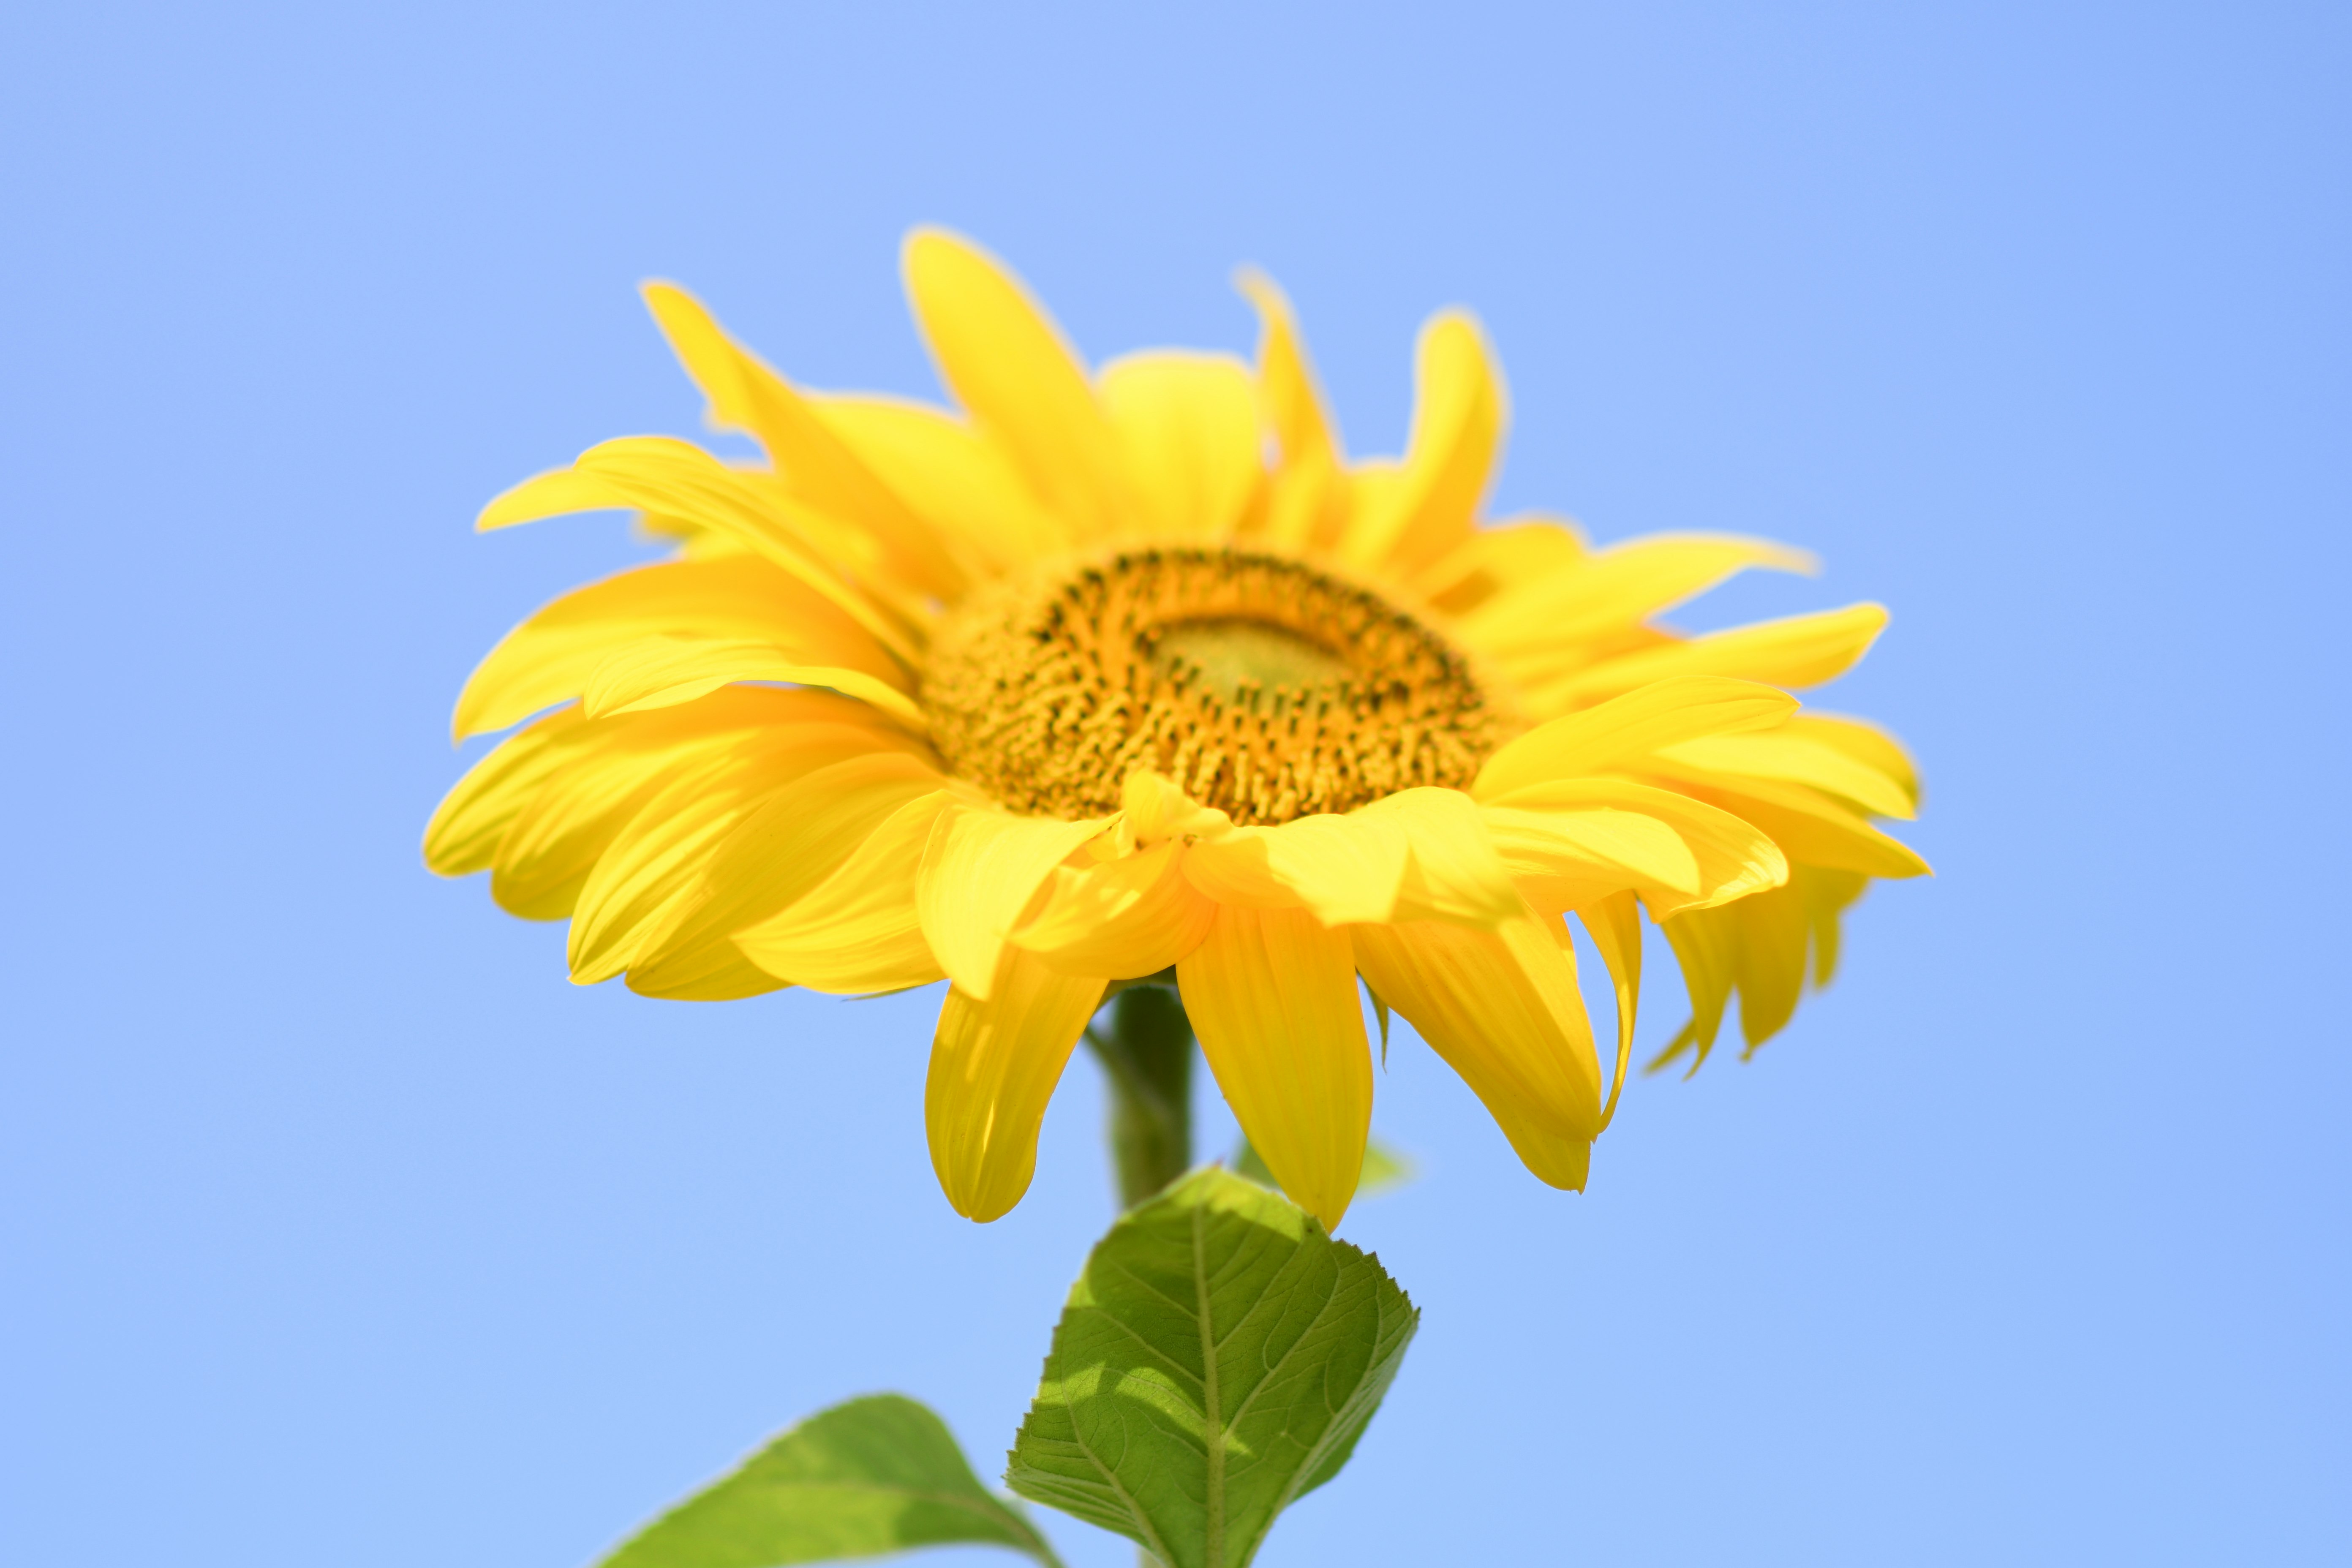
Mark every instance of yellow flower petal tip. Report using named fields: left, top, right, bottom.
left=430, top=229, right=1924, bottom=1220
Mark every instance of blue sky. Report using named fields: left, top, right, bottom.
left=3, top=4, right=2346, bottom=1565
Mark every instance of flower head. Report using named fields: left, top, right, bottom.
left=427, top=230, right=1927, bottom=1228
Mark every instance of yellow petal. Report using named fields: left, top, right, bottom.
left=1259, top=814, right=1414, bottom=923
left=901, top=228, right=1128, bottom=539
left=452, top=556, right=905, bottom=741
left=1010, top=840, right=1218, bottom=978
left=1784, top=713, right=1922, bottom=811
left=1122, top=769, right=1234, bottom=845
left=1480, top=800, right=1704, bottom=909
left=1097, top=351, right=1263, bottom=540
left=1177, top=828, right=1300, bottom=909
left=1410, top=514, right=1590, bottom=616
left=1235, top=269, right=1340, bottom=473
left=1184, top=814, right=1404, bottom=924
left=1342, top=310, right=1506, bottom=577
left=1358, top=787, right=1522, bottom=926
left=495, top=697, right=898, bottom=920
left=1801, top=865, right=1870, bottom=988
left=580, top=634, right=927, bottom=732
left=1179, top=903, right=1370, bottom=1229
left=916, top=800, right=1116, bottom=999
left=1473, top=676, right=1798, bottom=800
left=1236, top=271, right=1350, bottom=554
left=477, top=466, right=632, bottom=530
left=1650, top=863, right=1871, bottom=1073
left=927, top=949, right=1106, bottom=1221
left=1483, top=779, right=1789, bottom=918
left=1721, top=882, right=1810, bottom=1046
left=1680, top=777, right=1931, bottom=880
left=817, top=394, right=1067, bottom=570
left=423, top=707, right=590, bottom=878
left=1178, top=791, right=1519, bottom=929
left=733, top=791, right=948, bottom=994
left=564, top=437, right=923, bottom=663
left=1460, top=532, right=1815, bottom=654
left=1351, top=914, right=1600, bottom=1190
left=1653, top=893, right=1734, bottom=1072
left=622, top=752, right=944, bottom=1001
left=1576, top=891, right=1643, bottom=1131
left=632, top=505, right=752, bottom=560
left=1259, top=444, right=1349, bottom=553
left=565, top=734, right=925, bottom=986
left=642, top=282, right=971, bottom=600
left=1662, top=884, right=1807, bottom=1058
left=1535, top=603, right=1888, bottom=709
left=1649, top=730, right=1916, bottom=820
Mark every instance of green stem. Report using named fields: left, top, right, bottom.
left=1084, top=981, right=1198, bottom=1568
left=1083, top=979, right=1195, bottom=1212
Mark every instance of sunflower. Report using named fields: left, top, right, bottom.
left=425, top=230, right=1927, bottom=1229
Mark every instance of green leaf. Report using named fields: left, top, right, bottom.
left=1231, top=1136, right=1416, bottom=1198
left=602, top=1394, right=1063, bottom=1568
left=1005, top=1168, right=1418, bottom=1568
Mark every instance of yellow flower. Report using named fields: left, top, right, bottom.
left=426, top=230, right=1927, bottom=1229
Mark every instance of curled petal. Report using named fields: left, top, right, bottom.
left=1178, top=904, right=1370, bottom=1229
left=1359, top=787, right=1521, bottom=926
left=1180, top=789, right=1520, bottom=929
left=1122, top=770, right=1234, bottom=845
left=927, top=950, right=1106, bottom=1222
left=1342, top=310, right=1506, bottom=577
left=1352, top=913, right=1601, bottom=1190
left=917, top=800, right=1115, bottom=999
left=1237, top=269, right=1349, bottom=553
left=1185, top=814, right=1402, bottom=923
left=1236, top=268, right=1340, bottom=474
left=1651, top=864, right=1872, bottom=1074
left=1011, top=841, right=1218, bottom=978
left=1576, top=891, right=1643, bottom=1131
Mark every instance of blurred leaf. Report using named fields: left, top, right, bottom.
left=1356, top=1138, right=1415, bottom=1194
left=1006, top=1168, right=1417, bottom=1568
left=602, top=1394, right=1062, bottom=1568
left=1231, top=1135, right=1415, bottom=1197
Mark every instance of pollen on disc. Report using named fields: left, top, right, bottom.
left=919, top=547, right=1503, bottom=825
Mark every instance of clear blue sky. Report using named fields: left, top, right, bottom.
left=3, top=4, right=2345, bottom=1565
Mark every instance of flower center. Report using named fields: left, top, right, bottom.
left=920, top=547, right=1503, bottom=825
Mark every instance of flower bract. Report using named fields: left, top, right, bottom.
left=426, top=229, right=1928, bottom=1228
